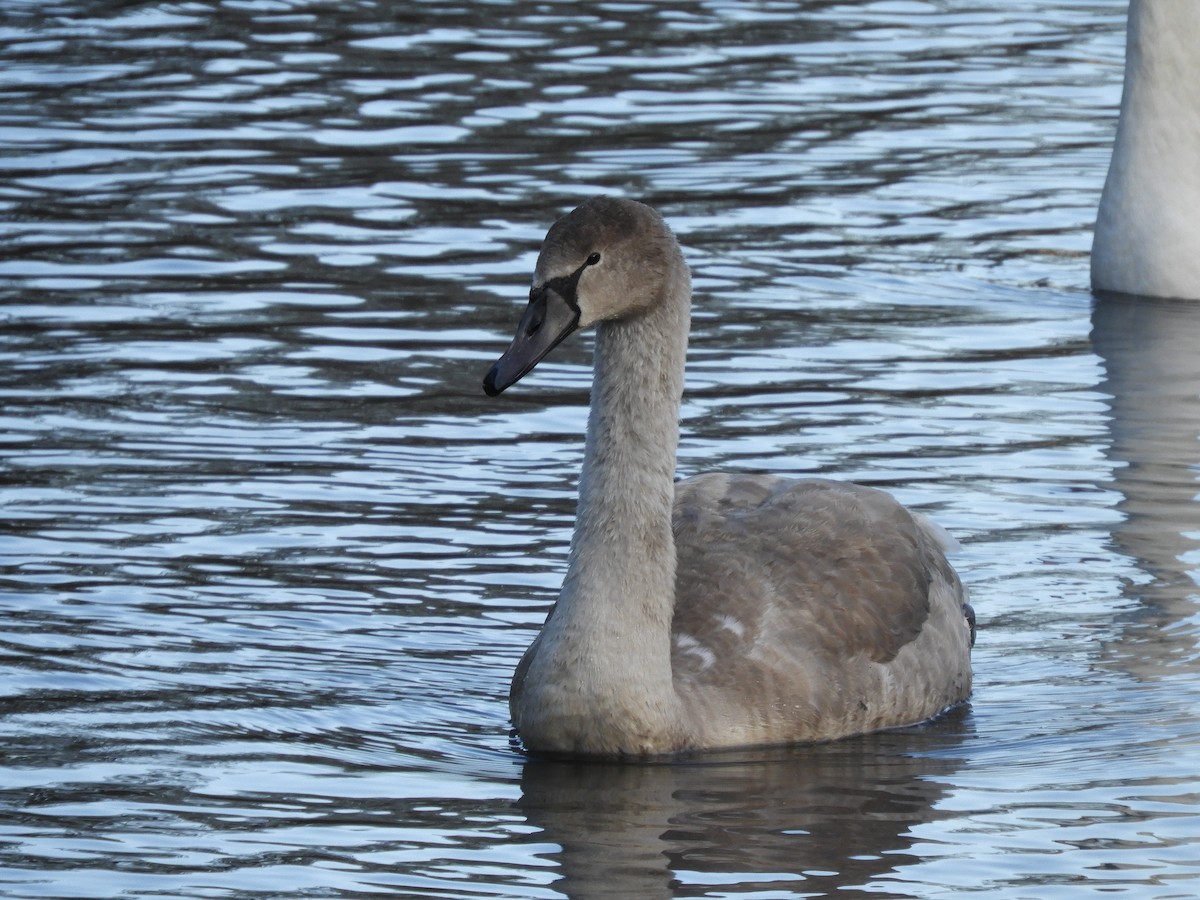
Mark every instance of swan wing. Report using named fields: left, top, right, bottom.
left=671, top=472, right=949, bottom=657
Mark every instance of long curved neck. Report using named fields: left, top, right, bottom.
left=568, top=270, right=690, bottom=607
left=568, top=289, right=686, bottom=585
left=541, top=257, right=691, bottom=736
left=1092, top=0, right=1200, bottom=298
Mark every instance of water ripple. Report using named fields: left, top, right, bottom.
left=2, top=1, right=1199, bottom=898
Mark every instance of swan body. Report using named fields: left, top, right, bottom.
left=484, top=197, right=973, bottom=758
left=1092, top=0, right=1200, bottom=299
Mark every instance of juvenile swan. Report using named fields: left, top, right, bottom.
left=1092, top=0, right=1200, bottom=299
left=484, top=197, right=974, bottom=758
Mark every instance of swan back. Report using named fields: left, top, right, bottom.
left=671, top=473, right=972, bottom=746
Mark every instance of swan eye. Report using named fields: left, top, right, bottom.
left=586, top=252, right=601, bottom=266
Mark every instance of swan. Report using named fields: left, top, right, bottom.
left=1091, top=0, right=1200, bottom=299
left=484, top=197, right=974, bottom=758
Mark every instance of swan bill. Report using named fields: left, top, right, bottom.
left=483, top=285, right=581, bottom=396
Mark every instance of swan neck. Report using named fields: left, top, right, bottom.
left=1092, top=0, right=1200, bottom=299
left=568, top=267, right=690, bottom=599
left=512, top=244, right=693, bottom=755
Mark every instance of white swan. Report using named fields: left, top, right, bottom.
left=484, top=197, right=974, bottom=758
left=1092, top=0, right=1200, bottom=299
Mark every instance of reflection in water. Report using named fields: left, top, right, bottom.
left=1092, top=293, right=1200, bottom=677
left=518, top=711, right=971, bottom=900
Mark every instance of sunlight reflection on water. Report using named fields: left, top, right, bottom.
left=1, top=1, right=1198, bottom=898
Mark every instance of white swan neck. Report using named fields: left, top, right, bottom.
left=1092, top=0, right=1200, bottom=299
left=1121, top=1, right=1200, bottom=125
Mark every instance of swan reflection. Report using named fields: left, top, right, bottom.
left=1091, top=292, right=1200, bottom=678
left=515, top=711, right=971, bottom=898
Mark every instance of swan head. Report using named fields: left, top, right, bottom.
left=483, top=196, right=681, bottom=396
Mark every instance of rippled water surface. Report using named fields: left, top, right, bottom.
left=3, top=1, right=1199, bottom=897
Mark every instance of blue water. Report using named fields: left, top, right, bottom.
left=2, top=1, right=1198, bottom=897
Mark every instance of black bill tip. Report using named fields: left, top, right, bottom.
left=482, top=364, right=505, bottom=397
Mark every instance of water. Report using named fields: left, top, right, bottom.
left=2, top=0, right=1198, bottom=897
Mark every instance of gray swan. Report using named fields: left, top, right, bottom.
left=484, top=197, right=974, bottom=758
left=1092, top=0, right=1200, bottom=299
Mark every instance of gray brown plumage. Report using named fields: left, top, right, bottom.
left=485, top=197, right=974, bottom=758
